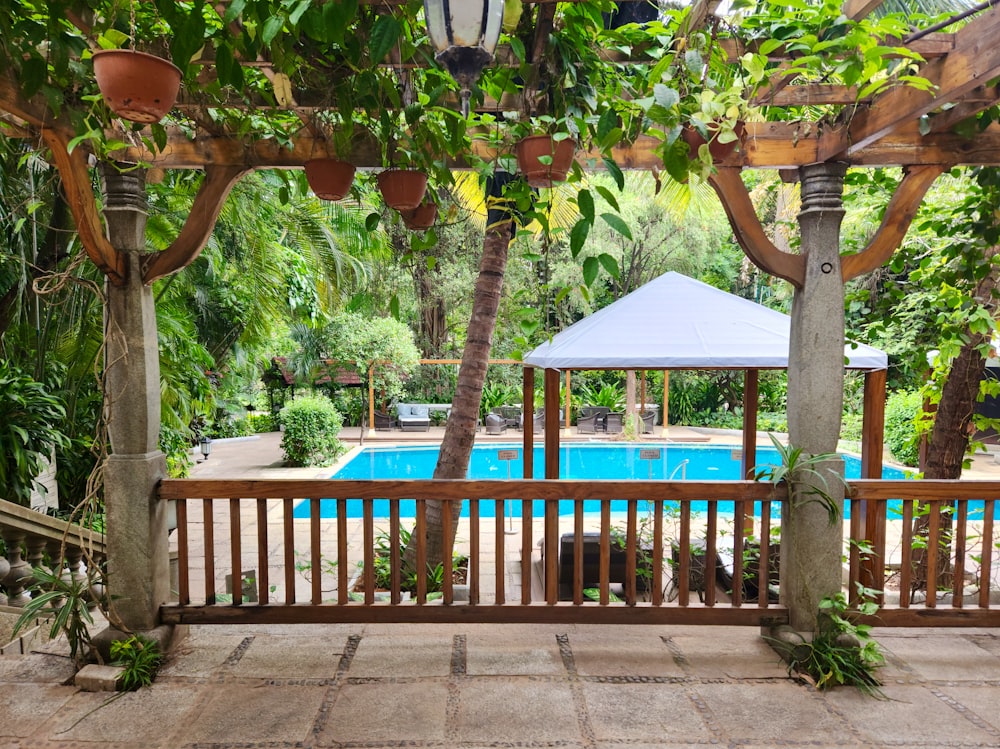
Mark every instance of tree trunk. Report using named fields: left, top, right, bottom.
left=408, top=212, right=514, bottom=570
left=916, top=243, right=1000, bottom=595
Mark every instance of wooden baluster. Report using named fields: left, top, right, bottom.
left=705, top=503, right=718, bottom=607
left=442, top=500, right=453, bottom=604
left=652, top=497, right=664, bottom=606
left=230, top=498, right=242, bottom=606
left=282, top=497, right=295, bottom=605
left=520, top=498, right=532, bottom=605
left=731, top=499, right=744, bottom=608
left=310, top=497, right=321, bottom=605
left=0, top=529, right=32, bottom=606
left=980, top=500, right=994, bottom=610
left=759, top=499, right=772, bottom=609
left=494, top=498, right=505, bottom=605
left=469, top=497, right=479, bottom=605
left=203, top=498, right=216, bottom=605
left=625, top=499, right=637, bottom=606
left=256, top=498, right=268, bottom=605
left=363, top=498, right=375, bottom=605
left=416, top=500, right=427, bottom=604
left=390, top=499, right=401, bottom=604
left=573, top=502, right=584, bottom=605
left=848, top=498, right=862, bottom=605
left=926, top=500, right=941, bottom=608
left=337, top=498, right=347, bottom=604
left=176, top=498, right=190, bottom=605
left=953, top=499, right=968, bottom=608
left=599, top=500, right=610, bottom=605
left=900, top=499, right=914, bottom=608
left=678, top=502, right=691, bottom=605
left=544, top=497, right=558, bottom=604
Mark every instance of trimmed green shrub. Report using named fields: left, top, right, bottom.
left=884, top=390, right=922, bottom=467
left=840, top=412, right=864, bottom=442
left=280, top=396, right=345, bottom=467
left=159, top=424, right=193, bottom=478
left=247, top=413, right=276, bottom=433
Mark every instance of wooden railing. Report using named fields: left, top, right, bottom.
left=158, top=478, right=1000, bottom=628
left=847, top=480, right=1000, bottom=627
left=0, top=498, right=106, bottom=607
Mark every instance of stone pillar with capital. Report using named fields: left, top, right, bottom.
left=101, top=164, right=170, bottom=632
left=782, top=162, right=849, bottom=632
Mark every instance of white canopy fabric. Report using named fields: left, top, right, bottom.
left=524, top=271, right=888, bottom=371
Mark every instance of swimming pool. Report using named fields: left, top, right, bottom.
left=293, top=443, right=909, bottom=519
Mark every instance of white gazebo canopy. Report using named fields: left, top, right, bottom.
left=519, top=271, right=888, bottom=482
left=524, top=271, right=887, bottom=371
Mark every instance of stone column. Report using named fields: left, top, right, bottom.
left=783, top=162, right=847, bottom=633
left=101, top=165, right=169, bottom=632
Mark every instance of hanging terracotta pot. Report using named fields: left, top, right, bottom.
left=681, top=121, right=746, bottom=163
left=400, top=200, right=437, bottom=230
left=515, top=135, right=576, bottom=188
left=376, top=169, right=428, bottom=211
left=92, top=49, right=182, bottom=124
left=304, top=158, right=356, bottom=201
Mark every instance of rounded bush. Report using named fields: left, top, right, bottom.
left=279, top=396, right=345, bottom=467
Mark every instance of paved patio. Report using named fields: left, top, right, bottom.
left=3, top=428, right=1000, bottom=748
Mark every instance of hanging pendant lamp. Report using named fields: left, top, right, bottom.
left=423, top=0, right=504, bottom=117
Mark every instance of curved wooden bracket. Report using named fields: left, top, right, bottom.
left=840, top=164, right=945, bottom=282
left=141, top=165, right=250, bottom=284
left=40, top=127, right=126, bottom=285
left=708, top=167, right=806, bottom=287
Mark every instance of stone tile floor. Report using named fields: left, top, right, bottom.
left=3, top=622, right=1000, bottom=748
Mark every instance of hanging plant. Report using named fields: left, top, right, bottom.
left=92, top=48, right=181, bottom=124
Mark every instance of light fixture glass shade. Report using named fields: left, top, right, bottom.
left=424, top=0, right=505, bottom=115
left=200, top=436, right=212, bottom=458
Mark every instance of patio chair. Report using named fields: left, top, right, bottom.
left=498, top=405, right=522, bottom=430
left=640, top=409, right=656, bottom=434
left=576, top=410, right=605, bottom=434
left=485, top=412, right=507, bottom=435
left=604, top=412, right=624, bottom=434
left=373, top=410, right=396, bottom=431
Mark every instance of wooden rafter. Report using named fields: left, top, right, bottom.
left=822, top=3, right=1000, bottom=159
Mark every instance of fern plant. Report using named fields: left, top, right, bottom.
left=13, top=566, right=97, bottom=666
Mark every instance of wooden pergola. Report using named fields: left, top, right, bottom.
left=3, top=0, right=1000, bottom=632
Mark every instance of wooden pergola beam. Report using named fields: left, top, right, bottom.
left=822, top=3, right=1000, bottom=159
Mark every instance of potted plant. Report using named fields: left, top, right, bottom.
left=634, top=24, right=766, bottom=182
left=303, top=114, right=359, bottom=201
left=399, top=198, right=438, bottom=230
left=89, top=23, right=181, bottom=125
left=514, top=119, right=578, bottom=188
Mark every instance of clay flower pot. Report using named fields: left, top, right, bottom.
left=92, top=49, right=182, bottom=124
left=515, top=135, right=576, bottom=188
left=304, top=158, right=356, bottom=201
left=681, top=121, right=746, bottom=163
left=400, top=200, right=437, bottom=230
left=376, top=169, right=428, bottom=211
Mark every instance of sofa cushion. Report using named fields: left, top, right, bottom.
left=398, top=404, right=412, bottom=417
left=412, top=405, right=428, bottom=418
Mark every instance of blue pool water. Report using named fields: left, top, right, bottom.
left=293, top=443, right=910, bottom=519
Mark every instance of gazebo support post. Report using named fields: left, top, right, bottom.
left=741, top=368, right=759, bottom=480
left=99, top=165, right=171, bottom=638
left=544, top=368, right=561, bottom=479
left=783, top=162, right=849, bottom=633
left=522, top=366, right=534, bottom=478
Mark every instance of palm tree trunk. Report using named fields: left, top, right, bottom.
left=408, top=211, right=514, bottom=570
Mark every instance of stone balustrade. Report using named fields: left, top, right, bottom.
left=0, top=498, right=107, bottom=608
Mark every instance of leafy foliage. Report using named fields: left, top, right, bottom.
left=0, top=360, right=70, bottom=506
left=279, top=396, right=345, bottom=467
left=773, top=593, right=886, bottom=697
left=13, top=566, right=98, bottom=666
left=110, top=635, right=163, bottom=691
left=884, top=390, right=923, bottom=467
left=753, top=434, right=843, bottom=524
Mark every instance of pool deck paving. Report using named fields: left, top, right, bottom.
left=4, top=427, right=1000, bottom=748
